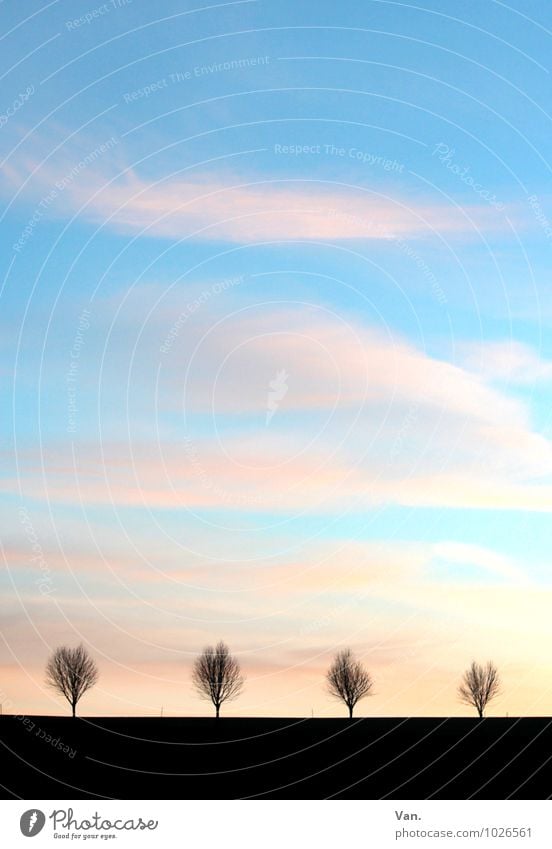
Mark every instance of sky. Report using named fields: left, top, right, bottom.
left=1, top=0, right=552, bottom=718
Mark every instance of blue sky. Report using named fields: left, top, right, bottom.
left=1, top=0, right=552, bottom=717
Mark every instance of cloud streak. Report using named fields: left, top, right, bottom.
left=5, top=303, right=552, bottom=515
left=3, top=154, right=517, bottom=244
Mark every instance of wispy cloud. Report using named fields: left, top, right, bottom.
left=459, top=340, right=552, bottom=385
left=3, top=150, right=518, bottom=243
left=5, top=302, right=552, bottom=514
left=168, top=307, right=530, bottom=425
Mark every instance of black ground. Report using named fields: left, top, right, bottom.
left=1, top=716, right=551, bottom=799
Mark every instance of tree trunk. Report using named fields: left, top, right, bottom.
left=215, top=705, right=220, bottom=718
left=478, top=707, right=484, bottom=719
left=348, top=705, right=353, bottom=719
left=72, top=703, right=76, bottom=718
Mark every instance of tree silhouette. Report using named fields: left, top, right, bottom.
left=45, top=644, right=99, bottom=717
left=192, top=640, right=244, bottom=718
left=326, top=648, right=373, bottom=718
left=458, top=660, right=501, bottom=718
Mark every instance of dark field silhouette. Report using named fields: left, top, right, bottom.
left=1, top=716, right=551, bottom=799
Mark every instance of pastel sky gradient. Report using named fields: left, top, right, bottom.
left=2, top=0, right=552, bottom=718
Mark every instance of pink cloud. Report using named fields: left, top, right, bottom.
left=4, top=156, right=515, bottom=243
left=4, top=303, right=552, bottom=514
left=5, top=446, right=552, bottom=516
left=169, top=308, right=529, bottom=427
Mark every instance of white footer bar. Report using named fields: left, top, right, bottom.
left=1, top=800, right=550, bottom=848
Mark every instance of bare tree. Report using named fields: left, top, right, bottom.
left=45, top=644, right=99, bottom=717
left=458, top=660, right=501, bottom=718
left=326, top=648, right=373, bottom=718
left=192, top=640, right=244, bottom=718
